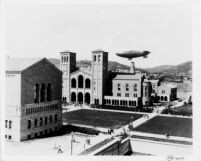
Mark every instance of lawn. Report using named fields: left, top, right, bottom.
left=133, top=116, right=192, bottom=138
left=63, top=109, right=142, bottom=129
left=162, top=104, right=192, bottom=116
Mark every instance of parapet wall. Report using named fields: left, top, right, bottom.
left=94, top=138, right=131, bottom=156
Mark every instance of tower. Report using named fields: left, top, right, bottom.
left=91, top=49, right=108, bottom=105
left=60, top=51, right=76, bottom=103
left=142, top=80, right=152, bottom=106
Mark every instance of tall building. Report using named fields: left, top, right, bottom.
left=5, top=58, right=62, bottom=141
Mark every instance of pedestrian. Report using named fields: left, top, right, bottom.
left=58, top=145, right=63, bottom=153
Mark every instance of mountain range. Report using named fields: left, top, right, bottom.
left=48, top=58, right=192, bottom=76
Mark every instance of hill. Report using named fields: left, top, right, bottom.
left=146, top=61, right=192, bottom=75
left=48, top=58, right=192, bottom=76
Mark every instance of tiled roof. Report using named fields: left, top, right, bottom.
left=6, top=58, right=42, bottom=72
left=113, top=74, right=142, bottom=80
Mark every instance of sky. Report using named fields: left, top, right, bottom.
left=4, top=0, right=192, bottom=68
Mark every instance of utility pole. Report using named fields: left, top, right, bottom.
left=71, top=132, right=74, bottom=155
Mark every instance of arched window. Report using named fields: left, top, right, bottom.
left=34, top=84, right=40, bottom=103
left=117, top=100, right=119, bottom=106
left=71, top=92, right=76, bottom=102
left=71, top=78, right=76, bottom=88
left=47, top=83, right=52, bottom=101
left=134, top=101, right=136, bottom=106
left=164, top=96, right=168, bottom=101
left=85, top=79, right=91, bottom=88
left=78, top=75, right=84, bottom=88
left=94, top=55, right=96, bottom=62
left=78, top=92, right=83, bottom=104
left=40, top=83, right=46, bottom=102
left=161, top=96, right=164, bottom=101
left=85, top=93, right=90, bottom=104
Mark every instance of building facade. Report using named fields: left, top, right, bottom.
left=5, top=58, right=63, bottom=141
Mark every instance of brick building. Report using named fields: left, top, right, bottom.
left=5, top=58, right=62, bottom=141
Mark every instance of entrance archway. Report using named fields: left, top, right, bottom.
left=71, top=92, right=76, bottom=102
left=78, top=92, right=83, bottom=104
left=85, top=93, right=90, bottom=104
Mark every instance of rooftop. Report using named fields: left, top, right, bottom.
left=113, top=73, right=142, bottom=80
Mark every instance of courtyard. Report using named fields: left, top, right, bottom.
left=133, top=116, right=192, bottom=138
left=63, top=109, right=143, bottom=129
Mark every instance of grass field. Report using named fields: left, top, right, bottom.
left=162, top=104, right=192, bottom=116
left=133, top=116, right=192, bottom=138
left=63, top=109, right=142, bottom=129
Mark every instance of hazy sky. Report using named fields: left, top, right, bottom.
left=4, top=1, right=192, bottom=68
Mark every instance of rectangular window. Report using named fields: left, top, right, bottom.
left=125, top=93, right=129, bottom=97
left=118, top=84, right=121, bottom=91
left=40, top=117, right=43, bottom=126
left=8, top=135, right=12, bottom=140
left=50, top=115, right=52, bottom=123
left=9, top=121, right=12, bottom=129
left=117, top=93, right=121, bottom=97
left=134, top=84, right=137, bottom=91
left=126, top=84, right=129, bottom=91
left=5, top=120, right=8, bottom=128
left=45, top=117, right=48, bottom=125
left=55, top=114, right=58, bottom=123
left=28, top=120, right=31, bottom=129
left=5, top=135, right=7, bottom=138
left=34, top=119, right=37, bottom=127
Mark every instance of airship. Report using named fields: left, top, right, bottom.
left=116, top=50, right=151, bottom=60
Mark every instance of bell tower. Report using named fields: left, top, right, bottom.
left=91, top=49, right=108, bottom=105
left=60, top=51, right=76, bottom=103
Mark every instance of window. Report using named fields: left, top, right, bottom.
left=134, top=84, right=137, bottom=91
left=40, top=117, right=43, bottom=126
left=40, top=83, right=46, bottom=102
left=117, top=93, right=121, bottom=97
left=9, top=121, right=12, bottom=129
left=47, top=83, right=52, bottom=101
left=5, top=120, right=8, bottom=128
left=98, top=55, right=101, bottom=62
left=28, top=120, right=31, bottom=129
left=126, top=84, right=129, bottom=91
left=40, top=131, right=43, bottom=136
left=35, top=133, right=38, bottom=138
left=8, top=135, right=12, bottom=140
left=34, top=119, right=37, bottom=127
left=125, top=93, right=129, bottom=97
left=34, top=84, right=40, bottom=103
left=45, top=117, right=48, bottom=125
left=162, top=90, right=165, bottom=94
left=50, top=115, right=52, bottom=123
left=134, top=94, right=137, bottom=97
left=55, top=114, right=58, bottom=123
left=117, top=83, right=121, bottom=91
left=94, top=55, right=96, bottom=62
left=28, top=135, right=31, bottom=139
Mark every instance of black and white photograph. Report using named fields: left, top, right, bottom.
left=0, top=0, right=200, bottom=160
